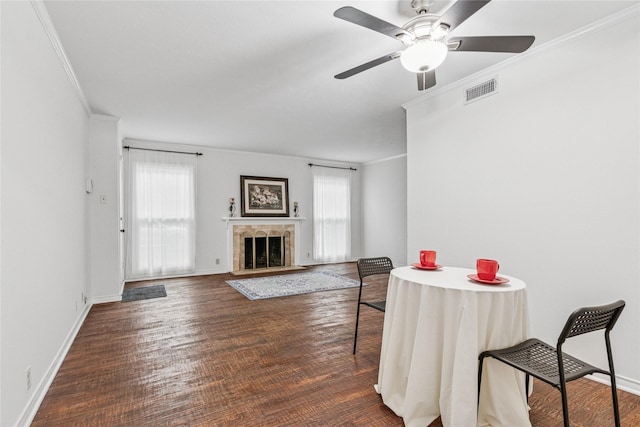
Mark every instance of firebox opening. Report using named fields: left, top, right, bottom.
left=244, top=236, right=285, bottom=270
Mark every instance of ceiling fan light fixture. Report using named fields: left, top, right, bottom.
left=400, top=39, right=448, bottom=73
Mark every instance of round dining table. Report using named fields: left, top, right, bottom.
left=376, top=265, right=531, bottom=427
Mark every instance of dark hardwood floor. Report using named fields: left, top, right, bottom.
left=33, top=263, right=639, bottom=426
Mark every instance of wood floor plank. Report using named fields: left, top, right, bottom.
left=32, top=263, right=639, bottom=426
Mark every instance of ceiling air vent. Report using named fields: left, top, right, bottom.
left=464, top=77, right=498, bottom=104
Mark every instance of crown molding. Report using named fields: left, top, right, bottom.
left=403, top=3, right=640, bottom=110
left=30, top=0, right=92, bottom=116
left=90, top=114, right=120, bottom=122
left=124, top=137, right=364, bottom=167
left=363, top=153, right=407, bottom=167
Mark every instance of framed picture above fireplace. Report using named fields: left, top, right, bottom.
left=240, top=175, right=290, bottom=217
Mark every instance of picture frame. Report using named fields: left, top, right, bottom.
left=240, top=176, right=290, bottom=217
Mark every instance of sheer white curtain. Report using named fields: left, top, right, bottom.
left=312, top=166, right=352, bottom=262
left=125, top=149, right=197, bottom=279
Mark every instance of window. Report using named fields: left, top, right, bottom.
left=125, top=149, right=197, bottom=279
left=312, top=167, right=351, bottom=262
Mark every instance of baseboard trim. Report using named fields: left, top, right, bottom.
left=587, top=373, right=640, bottom=396
left=92, top=294, right=122, bottom=304
left=15, top=302, right=92, bottom=427
left=124, top=268, right=227, bottom=282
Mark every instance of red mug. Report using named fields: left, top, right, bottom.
left=477, top=259, right=499, bottom=281
left=420, top=250, right=437, bottom=267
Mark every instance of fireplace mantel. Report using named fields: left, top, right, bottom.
left=221, top=216, right=306, bottom=229
left=223, top=217, right=306, bottom=273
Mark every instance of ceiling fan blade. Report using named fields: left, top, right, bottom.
left=417, top=70, right=436, bottom=91
left=436, top=0, right=491, bottom=33
left=449, top=36, right=535, bottom=53
left=334, top=6, right=410, bottom=40
left=335, top=52, right=401, bottom=79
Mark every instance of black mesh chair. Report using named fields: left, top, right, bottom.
left=353, top=256, right=394, bottom=354
left=478, top=300, right=625, bottom=427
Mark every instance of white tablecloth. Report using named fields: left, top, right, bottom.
left=377, top=266, right=531, bottom=427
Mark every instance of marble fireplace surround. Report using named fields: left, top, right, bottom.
left=224, top=217, right=304, bottom=275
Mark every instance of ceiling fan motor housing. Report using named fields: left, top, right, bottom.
left=401, top=14, right=450, bottom=46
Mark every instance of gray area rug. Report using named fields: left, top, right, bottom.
left=226, top=271, right=361, bottom=300
left=122, top=284, right=167, bottom=302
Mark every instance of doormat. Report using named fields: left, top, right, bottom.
left=226, top=271, right=361, bottom=300
left=122, top=284, right=167, bottom=302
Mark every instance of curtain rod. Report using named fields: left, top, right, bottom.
left=124, top=146, right=203, bottom=156
left=308, top=163, right=357, bottom=171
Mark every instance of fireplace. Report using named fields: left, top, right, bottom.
left=230, top=222, right=297, bottom=274
left=244, top=235, right=285, bottom=269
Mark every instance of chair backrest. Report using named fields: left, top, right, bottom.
left=558, top=300, right=625, bottom=344
left=357, top=257, right=394, bottom=280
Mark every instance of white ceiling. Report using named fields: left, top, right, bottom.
left=43, top=0, right=636, bottom=163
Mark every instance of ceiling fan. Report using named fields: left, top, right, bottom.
left=334, top=0, right=535, bottom=91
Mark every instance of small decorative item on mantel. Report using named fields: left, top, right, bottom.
left=293, top=201, right=299, bottom=217
left=229, top=197, right=236, bottom=217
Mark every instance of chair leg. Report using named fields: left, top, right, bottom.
left=353, top=303, right=361, bottom=355
left=525, top=374, right=530, bottom=404
left=611, top=375, right=621, bottom=427
left=560, top=382, right=570, bottom=427
left=477, top=354, right=486, bottom=406
left=606, top=335, right=621, bottom=427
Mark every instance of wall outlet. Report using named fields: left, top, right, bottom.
left=215, top=258, right=220, bottom=265
left=26, top=366, right=32, bottom=391
left=307, top=252, right=311, bottom=258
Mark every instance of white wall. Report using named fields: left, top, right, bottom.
left=405, top=7, right=640, bottom=393
left=361, top=155, right=408, bottom=267
left=88, top=115, right=121, bottom=303
left=1, top=2, right=91, bottom=425
left=0, top=3, right=375, bottom=423
left=123, top=139, right=363, bottom=276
